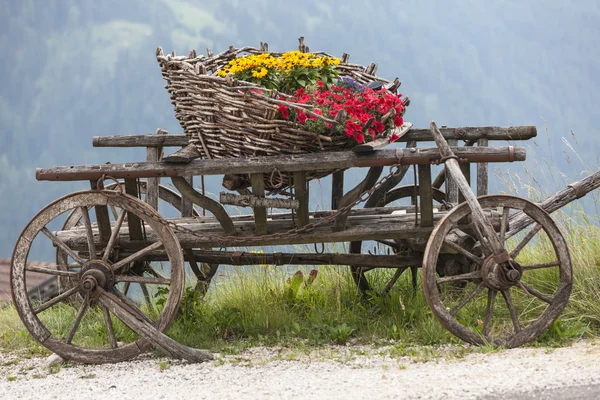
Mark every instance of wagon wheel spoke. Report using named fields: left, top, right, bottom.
left=25, top=265, right=79, bottom=277
left=65, top=294, right=90, bottom=344
left=483, top=289, right=497, bottom=341
left=110, top=288, right=155, bottom=325
left=112, top=241, right=164, bottom=271
left=79, top=206, right=97, bottom=259
left=468, top=221, right=493, bottom=256
left=449, top=282, right=485, bottom=316
left=437, top=270, right=481, bottom=284
left=122, top=282, right=131, bottom=296
left=517, top=282, right=553, bottom=304
left=499, top=206, right=510, bottom=244
left=101, top=304, right=118, bottom=349
left=443, top=238, right=483, bottom=266
left=102, top=209, right=127, bottom=262
left=521, top=261, right=561, bottom=271
left=34, top=286, right=81, bottom=314
left=510, top=223, right=543, bottom=259
left=501, top=289, right=522, bottom=333
left=41, top=227, right=84, bottom=265
left=140, top=284, right=155, bottom=313
left=114, top=276, right=171, bottom=285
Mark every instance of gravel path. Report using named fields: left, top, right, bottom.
left=1, top=340, right=599, bottom=399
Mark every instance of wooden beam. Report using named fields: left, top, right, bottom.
left=91, top=126, right=536, bottom=148
left=123, top=178, right=144, bottom=240
left=446, top=139, right=459, bottom=205
left=146, top=129, right=167, bottom=210
left=293, top=171, right=309, bottom=228
left=477, top=138, right=489, bottom=196
left=250, top=174, right=267, bottom=234
left=331, top=170, right=344, bottom=209
left=89, top=180, right=112, bottom=244
left=37, top=147, right=527, bottom=182
left=418, top=164, right=434, bottom=227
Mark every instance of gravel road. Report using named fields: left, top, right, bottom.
left=1, top=340, right=599, bottom=399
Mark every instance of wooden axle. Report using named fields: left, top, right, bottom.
left=36, top=146, right=525, bottom=182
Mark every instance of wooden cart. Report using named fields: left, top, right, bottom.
left=11, top=121, right=600, bottom=363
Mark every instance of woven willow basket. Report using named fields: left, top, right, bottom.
left=156, top=42, right=405, bottom=191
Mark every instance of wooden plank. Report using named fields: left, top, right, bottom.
left=459, top=162, right=471, bottom=203
left=162, top=144, right=202, bottom=163
left=293, top=171, right=309, bottom=228
left=37, top=147, right=527, bottom=182
left=181, top=176, right=194, bottom=218
left=331, top=170, right=344, bottom=209
left=146, top=129, right=167, bottom=210
left=334, top=166, right=383, bottom=231
left=89, top=180, right=112, bottom=244
left=418, top=164, right=434, bottom=227
left=446, top=139, right=459, bottom=205
left=477, top=138, right=489, bottom=196
left=123, top=178, right=144, bottom=240
left=91, top=126, right=536, bottom=148
left=250, top=173, right=267, bottom=234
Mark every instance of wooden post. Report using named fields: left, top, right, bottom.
left=124, top=178, right=144, bottom=240
left=181, top=176, right=194, bottom=218
left=146, top=129, right=167, bottom=210
left=418, top=164, right=434, bottom=227
left=293, top=171, right=309, bottom=228
left=477, top=138, right=489, bottom=196
left=89, top=180, right=112, bottom=244
left=250, top=174, right=267, bottom=234
left=331, top=171, right=344, bottom=210
left=446, top=139, right=459, bottom=205
left=459, top=161, right=471, bottom=203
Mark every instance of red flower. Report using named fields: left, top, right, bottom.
left=278, top=104, right=290, bottom=119
left=390, top=133, right=400, bottom=142
left=297, top=111, right=307, bottom=124
left=373, top=121, right=385, bottom=133
left=309, top=108, right=323, bottom=120
left=354, top=132, right=365, bottom=144
left=393, top=114, right=404, bottom=127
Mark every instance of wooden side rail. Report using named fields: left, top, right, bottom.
left=91, top=126, right=537, bottom=148
left=37, top=146, right=526, bottom=182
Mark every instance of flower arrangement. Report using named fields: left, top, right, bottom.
left=276, top=79, right=406, bottom=145
left=216, top=51, right=340, bottom=94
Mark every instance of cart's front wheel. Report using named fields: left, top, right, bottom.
left=422, top=195, right=572, bottom=348
left=11, top=190, right=185, bottom=363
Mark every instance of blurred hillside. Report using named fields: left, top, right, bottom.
left=1, top=0, right=599, bottom=259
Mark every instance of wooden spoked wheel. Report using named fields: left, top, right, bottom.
left=422, top=195, right=572, bottom=348
left=349, top=185, right=446, bottom=294
left=11, top=190, right=185, bottom=363
left=57, top=181, right=217, bottom=303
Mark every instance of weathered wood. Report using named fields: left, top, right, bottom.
left=124, top=178, right=144, bottom=240
left=171, top=176, right=236, bottom=235
left=506, top=169, right=600, bottom=238
left=180, top=176, right=194, bottom=217
left=430, top=121, right=505, bottom=255
left=477, top=138, right=489, bottom=196
left=352, top=122, right=413, bottom=153
left=219, top=192, right=299, bottom=209
left=418, top=164, right=434, bottom=227
left=91, top=126, right=536, bottom=148
left=59, top=212, right=444, bottom=249
left=446, top=139, right=459, bottom=205
left=250, top=173, right=267, bottom=234
left=162, top=144, right=203, bottom=163
left=331, top=170, right=344, bottom=209
left=293, top=171, right=309, bottom=228
left=459, top=162, right=471, bottom=203
left=109, top=249, right=423, bottom=268
left=89, top=180, right=112, bottom=244
left=98, top=290, right=212, bottom=362
left=334, top=166, right=383, bottom=231
left=37, top=146, right=527, bottom=182
left=146, top=129, right=167, bottom=210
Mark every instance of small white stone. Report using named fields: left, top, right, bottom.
left=45, top=353, right=64, bottom=367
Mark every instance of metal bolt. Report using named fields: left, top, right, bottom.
left=506, top=269, right=521, bottom=282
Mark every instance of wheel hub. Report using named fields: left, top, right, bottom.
left=481, top=256, right=522, bottom=291
left=80, top=260, right=115, bottom=294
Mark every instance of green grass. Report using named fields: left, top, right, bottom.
left=2, top=217, right=598, bottom=357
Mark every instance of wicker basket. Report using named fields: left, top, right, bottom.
left=156, top=42, right=405, bottom=191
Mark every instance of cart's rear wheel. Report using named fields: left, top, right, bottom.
left=12, top=190, right=185, bottom=363
left=422, top=195, right=572, bottom=348
left=349, top=185, right=446, bottom=294
left=56, top=181, right=218, bottom=303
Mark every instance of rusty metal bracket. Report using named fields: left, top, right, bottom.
left=568, top=181, right=586, bottom=199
